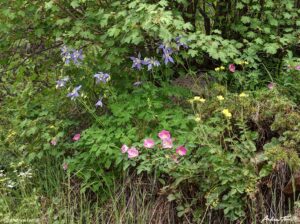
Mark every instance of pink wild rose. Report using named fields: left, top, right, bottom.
left=50, top=138, right=57, bottom=146
left=121, top=144, right=129, bottom=153
left=144, top=138, right=155, bottom=148
left=72, top=133, right=81, bottom=141
left=267, top=82, right=275, bottom=90
left=295, top=65, right=300, bottom=71
left=162, top=138, right=173, bottom=149
left=176, top=146, right=187, bottom=156
left=229, top=64, right=236, bottom=73
left=158, top=130, right=171, bottom=140
left=127, top=147, right=139, bottom=158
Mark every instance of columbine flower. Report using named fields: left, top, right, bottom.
left=239, top=92, right=248, bottom=98
left=175, top=36, right=188, bottom=49
left=95, top=98, right=103, bottom=108
left=62, top=163, right=68, bottom=171
left=121, top=144, right=129, bottom=153
left=229, top=64, right=236, bottom=73
left=295, top=65, right=300, bottom=70
left=72, top=133, right=81, bottom=141
left=50, top=138, right=57, bottom=146
left=67, top=85, right=81, bottom=100
left=144, top=138, right=155, bottom=148
left=143, top=57, right=160, bottom=70
left=162, top=48, right=174, bottom=65
left=193, top=96, right=206, bottom=103
left=217, top=95, right=224, bottom=101
left=158, top=130, right=171, bottom=140
left=128, top=147, right=139, bottom=158
left=268, top=82, right=275, bottom=90
left=176, top=146, right=187, bottom=156
left=222, top=109, right=232, bottom=118
left=162, top=138, right=173, bottom=149
left=130, top=53, right=143, bottom=70
left=94, top=72, right=110, bottom=84
left=71, top=49, right=83, bottom=65
left=56, top=77, right=69, bottom=89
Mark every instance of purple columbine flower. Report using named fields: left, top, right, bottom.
left=56, top=77, right=69, bottom=89
left=175, top=36, right=188, bottom=49
left=67, top=85, right=81, bottom=100
left=94, top=72, right=110, bottom=84
left=71, top=49, right=83, bottom=65
left=162, top=48, right=174, bottom=65
left=143, top=57, right=160, bottom=70
left=130, top=53, right=144, bottom=70
left=95, top=97, right=103, bottom=108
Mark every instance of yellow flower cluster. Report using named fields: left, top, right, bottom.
left=215, top=66, right=225, bottom=72
left=237, top=60, right=249, bottom=65
left=189, top=96, right=206, bottom=103
left=239, top=92, right=249, bottom=98
left=217, top=95, right=224, bottom=101
left=222, top=109, right=232, bottom=118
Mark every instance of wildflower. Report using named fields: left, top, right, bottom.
left=176, top=146, right=187, bottom=156
left=130, top=53, right=143, bottom=70
left=229, top=64, right=236, bottom=73
left=56, top=77, right=69, bottom=89
left=175, top=36, right=188, bottom=49
left=193, top=96, right=206, bottom=103
left=71, top=49, right=83, bottom=65
left=162, top=48, right=174, bottom=65
left=144, top=138, right=155, bottom=148
left=215, top=67, right=220, bottom=72
left=244, top=61, right=249, bottom=65
left=67, top=85, right=82, bottom=100
left=217, top=95, right=224, bottom=101
left=267, top=82, right=275, bottom=90
left=133, top=81, right=142, bottom=87
left=127, top=147, right=139, bottom=158
left=220, top=66, right=225, bottom=70
left=143, top=57, right=160, bottom=70
left=239, top=92, right=248, bottom=98
left=158, top=130, right=171, bottom=140
left=94, top=72, right=110, bottom=84
left=295, top=65, right=300, bottom=71
left=72, top=133, right=81, bottom=141
left=222, top=109, right=232, bottom=118
left=95, top=98, right=103, bottom=108
left=121, top=144, right=129, bottom=153
left=62, top=162, right=68, bottom=171
left=171, top=154, right=179, bottom=163
left=162, top=138, right=173, bottom=149
left=194, top=116, right=201, bottom=122
left=50, top=138, right=57, bottom=146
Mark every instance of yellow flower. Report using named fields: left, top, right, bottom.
left=239, top=92, right=248, bottom=98
left=215, top=67, right=220, bottom=72
left=217, top=95, right=224, bottom=101
left=194, top=115, right=201, bottom=122
left=220, top=66, right=225, bottom=70
left=193, top=96, right=206, bottom=103
left=222, top=109, right=232, bottom=118
left=244, top=61, right=249, bottom=65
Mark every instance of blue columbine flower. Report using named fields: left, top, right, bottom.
left=60, top=45, right=83, bottom=65
left=71, top=49, right=83, bottom=65
left=143, top=57, right=160, bottom=70
left=95, top=97, right=103, bottom=107
left=175, top=36, right=188, bottom=49
left=130, top=53, right=144, bottom=70
left=162, top=48, right=174, bottom=65
left=56, top=77, right=69, bottom=89
left=67, top=85, right=82, bottom=100
left=94, top=72, right=110, bottom=84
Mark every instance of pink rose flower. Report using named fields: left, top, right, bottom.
left=128, top=147, right=139, bottom=158
left=158, top=130, right=171, bottom=140
left=72, top=133, right=81, bottom=141
left=121, top=144, right=129, bottom=153
left=229, top=64, right=236, bottom=73
left=144, top=138, right=155, bottom=148
left=295, top=65, right=300, bottom=71
left=50, top=138, right=57, bottom=146
left=176, top=146, right=187, bottom=156
left=162, top=138, right=173, bottom=149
